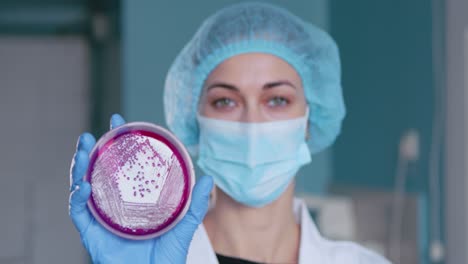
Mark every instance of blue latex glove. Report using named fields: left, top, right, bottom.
left=69, top=114, right=213, bottom=264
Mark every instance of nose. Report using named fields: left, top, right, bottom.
left=240, top=102, right=264, bottom=123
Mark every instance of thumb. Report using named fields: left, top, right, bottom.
left=166, top=175, right=213, bottom=245
left=110, top=113, right=126, bottom=129
left=184, top=175, right=214, bottom=225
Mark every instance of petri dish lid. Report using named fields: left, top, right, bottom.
left=85, top=122, right=194, bottom=240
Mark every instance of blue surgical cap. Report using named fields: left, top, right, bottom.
left=164, top=2, right=345, bottom=155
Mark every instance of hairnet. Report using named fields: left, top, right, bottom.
left=164, top=2, right=345, bottom=155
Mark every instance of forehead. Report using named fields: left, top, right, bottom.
left=204, top=53, right=302, bottom=86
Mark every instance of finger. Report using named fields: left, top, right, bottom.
left=110, top=113, right=126, bottom=130
left=155, top=176, right=213, bottom=259
left=69, top=181, right=93, bottom=234
left=77, top=132, right=96, bottom=154
left=186, top=176, right=214, bottom=223
left=70, top=150, right=90, bottom=191
left=70, top=133, right=96, bottom=191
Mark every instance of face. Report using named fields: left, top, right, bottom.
left=198, top=53, right=307, bottom=122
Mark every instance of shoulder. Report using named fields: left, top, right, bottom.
left=294, top=198, right=391, bottom=264
left=320, top=240, right=392, bottom=264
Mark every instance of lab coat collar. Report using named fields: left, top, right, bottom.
left=187, top=198, right=324, bottom=263
left=295, top=198, right=325, bottom=263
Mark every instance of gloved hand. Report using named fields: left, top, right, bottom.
left=69, top=114, right=213, bottom=264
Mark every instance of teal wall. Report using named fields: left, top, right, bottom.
left=330, top=0, right=434, bottom=193
left=329, top=2, right=436, bottom=262
left=122, top=0, right=334, bottom=195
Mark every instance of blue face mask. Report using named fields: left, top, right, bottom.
left=196, top=110, right=311, bottom=208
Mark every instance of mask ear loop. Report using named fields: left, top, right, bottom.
left=208, top=184, right=217, bottom=211
left=305, top=105, right=310, bottom=141
left=305, top=105, right=310, bottom=119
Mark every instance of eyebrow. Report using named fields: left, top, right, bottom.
left=207, top=82, right=239, bottom=91
left=264, top=80, right=296, bottom=90
left=206, top=80, right=296, bottom=91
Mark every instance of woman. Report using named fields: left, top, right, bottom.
left=69, top=2, right=391, bottom=263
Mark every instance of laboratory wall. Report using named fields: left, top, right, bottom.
left=0, top=1, right=119, bottom=264
left=330, top=1, right=439, bottom=263
left=0, top=37, right=89, bottom=263
left=445, top=0, right=468, bottom=263
left=331, top=0, right=434, bottom=191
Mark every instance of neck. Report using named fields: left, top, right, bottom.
left=203, top=182, right=300, bottom=263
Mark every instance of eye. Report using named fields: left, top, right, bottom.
left=212, top=98, right=236, bottom=109
left=267, top=96, right=289, bottom=107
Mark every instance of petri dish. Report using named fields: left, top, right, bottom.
left=85, top=122, right=194, bottom=240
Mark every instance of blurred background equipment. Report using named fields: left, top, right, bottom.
left=1, top=0, right=466, bottom=263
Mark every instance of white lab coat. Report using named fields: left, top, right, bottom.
left=187, top=198, right=391, bottom=264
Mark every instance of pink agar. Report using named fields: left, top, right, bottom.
left=86, top=126, right=191, bottom=239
